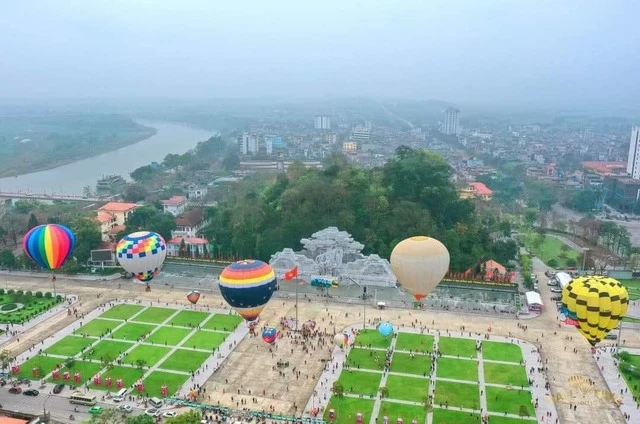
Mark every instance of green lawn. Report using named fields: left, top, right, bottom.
left=519, top=233, right=578, bottom=268
left=437, top=358, right=478, bottom=382
left=45, top=336, right=95, bottom=357
left=159, top=349, right=210, bottom=372
left=143, top=371, right=190, bottom=396
left=482, top=341, right=523, bottom=363
left=487, top=416, right=537, bottom=424
left=484, top=363, right=529, bottom=387
left=76, top=319, right=120, bottom=337
left=619, top=279, right=640, bottom=301
left=58, top=360, right=103, bottom=383
left=99, top=304, right=144, bottom=320
left=438, top=337, right=477, bottom=358
left=354, top=329, right=392, bottom=349
left=338, top=370, right=382, bottom=396
left=385, top=375, right=428, bottom=402
left=395, top=333, right=434, bottom=352
left=324, top=396, right=375, bottom=424
left=434, top=381, right=480, bottom=410
left=486, top=386, right=534, bottom=417
left=378, top=402, right=426, bottom=423
left=18, top=355, right=63, bottom=379
left=82, top=340, right=133, bottom=361
left=202, top=314, right=243, bottom=331
left=619, top=353, right=640, bottom=402
left=432, top=409, right=482, bottom=424
left=110, top=323, right=155, bottom=341
left=122, top=345, right=171, bottom=367
left=97, top=366, right=145, bottom=390
left=145, top=327, right=192, bottom=346
left=183, top=330, right=227, bottom=351
left=0, top=292, right=63, bottom=324
left=133, top=307, right=177, bottom=324
left=168, top=310, right=210, bottom=327
left=346, top=348, right=385, bottom=371
left=389, top=352, right=431, bottom=376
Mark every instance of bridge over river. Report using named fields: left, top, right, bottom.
left=0, top=190, right=109, bottom=203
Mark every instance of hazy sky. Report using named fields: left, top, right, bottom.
left=1, top=1, right=639, bottom=108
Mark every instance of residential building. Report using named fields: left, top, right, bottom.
left=603, top=176, right=640, bottom=213
left=264, top=135, right=274, bottom=154
left=97, top=202, right=140, bottom=226
left=342, top=141, right=358, bottom=152
left=95, top=211, right=118, bottom=242
left=172, top=208, right=208, bottom=238
left=239, top=132, right=259, bottom=155
left=350, top=125, right=370, bottom=143
left=162, top=195, right=188, bottom=216
left=459, top=182, right=493, bottom=201
left=188, top=185, right=208, bottom=200
left=627, top=126, right=640, bottom=179
left=314, top=115, right=331, bottom=130
left=443, top=107, right=460, bottom=135
left=167, top=236, right=209, bottom=257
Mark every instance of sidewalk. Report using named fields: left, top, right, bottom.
left=594, top=347, right=640, bottom=423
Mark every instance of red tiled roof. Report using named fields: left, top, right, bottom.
left=483, top=259, right=506, bottom=274
left=162, top=195, right=187, bottom=206
left=0, top=418, right=29, bottom=424
left=176, top=208, right=204, bottom=227
left=95, top=211, right=114, bottom=224
left=99, top=202, right=139, bottom=212
left=469, top=182, right=492, bottom=196
left=168, top=237, right=208, bottom=245
left=108, top=225, right=126, bottom=235
left=582, top=161, right=626, bottom=174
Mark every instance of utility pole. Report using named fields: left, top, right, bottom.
left=295, top=277, right=299, bottom=332
left=582, top=248, right=590, bottom=273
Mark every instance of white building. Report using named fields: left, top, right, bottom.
left=265, top=135, right=274, bottom=154
left=626, top=126, right=640, bottom=179
left=188, top=185, right=208, bottom=200
left=443, top=107, right=460, bottom=135
left=351, top=124, right=370, bottom=143
left=239, top=132, right=260, bottom=155
left=314, top=115, right=331, bottom=130
left=162, top=195, right=188, bottom=216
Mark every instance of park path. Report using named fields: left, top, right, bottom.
left=368, top=333, right=397, bottom=424
left=594, top=347, right=640, bottom=423
left=426, top=333, right=438, bottom=424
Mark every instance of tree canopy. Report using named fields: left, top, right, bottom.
left=120, top=205, right=176, bottom=241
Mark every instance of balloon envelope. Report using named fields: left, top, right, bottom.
left=378, top=322, right=393, bottom=337
left=23, top=224, right=76, bottom=270
left=218, top=259, right=277, bottom=321
left=116, top=231, right=167, bottom=282
left=262, top=327, right=277, bottom=343
left=334, top=333, right=349, bottom=348
left=187, top=290, right=200, bottom=305
left=561, top=275, right=629, bottom=345
left=390, top=236, right=449, bottom=300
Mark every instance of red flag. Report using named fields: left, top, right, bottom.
left=284, top=266, right=298, bottom=280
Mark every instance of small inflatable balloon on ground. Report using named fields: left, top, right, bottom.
left=116, top=231, right=167, bottom=282
left=218, top=259, right=277, bottom=321
left=561, top=275, right=629, bottom=345
left=23, top=224, right=76, bottom=270
left=262, top=327, right=277, bottom=344
left=187, top=290, right=200, bottom=305
left=378, top=322, right=393, bottom=337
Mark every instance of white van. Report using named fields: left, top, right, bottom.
left=113, top=388, right=127, bottom=402
left=149, top=397, right=163, bottom=408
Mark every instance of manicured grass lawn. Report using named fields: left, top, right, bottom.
left=619, top=279, right=640, bottom=301
left=482, top=341, right=523, bottom=363
left=338, top=370, right=382, bottom=396
left=203, top=314, right=243, bottom=331
left=434, top=381, right=480, bottom=410
left=519, top=233, right=578, bottom=268
left=385, top=375, right=428, bottom=402
left=487, top=416, right=536, bottom=424
left=0, top=292, right=63, bottom=324
left=159, top=349, right=210, bottom=372
left=183, top=330, right=227, bottom=351
left=437, top=358, right=478, bottom=382
left=390, top=352, right=431, bottom=376
left=143, top=371, right=190, bottom=396
left=76, top=318, right=120, bottom=337
left=168, top=310, right=209, bottom=327
left=133, top=307, right=176, bottom=324
left=123, top=345, right=171, bottom=367
left=99, top=304, right=144, bottom=320
left=486, top=386, right=534, bottom=417
left=18, top=355, right=63, bottom=379
left=60, top=360, right=103, bottom=382
left=484, top=363, right=529, bottom=387
left=146, top=327, right=192, bottom=346
left=378, top=401, right=426, bottom=423
left=432, top=409, right=482, bottom=424
left=354, top=329, right=391, bottom=349
left=395, top=333, right=434, bottom=352
left=45, top=336, right=95, bottom=357
left=619, top=353, right=640, bottom=402
left=83, top=340, right=133, bottom=361
left=346, top=348, right=384, bottom=371
left=98, top=366, right=145, bottom=390
left=438, top=337, right=477, bottom=358
left=324, top=396, right=375, bottom=424
left=110, top=323, right=155, bottom=341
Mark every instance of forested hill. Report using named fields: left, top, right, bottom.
left=203, top=146, right=516, bottom=271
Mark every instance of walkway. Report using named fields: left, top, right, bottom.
left=594, top=347, right=640, bottom=423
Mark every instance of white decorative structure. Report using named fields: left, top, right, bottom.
left=269, top=227, right=397, bottom=287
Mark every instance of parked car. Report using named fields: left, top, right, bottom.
left=145, top=408, right=161, bottom=417
left=550, top=287, right=563, bottom=293
left=23, top=389, right=39, bottom=396
left=53, top=384, right=64, bottom=394
left=163, top=411, right=178, bottom=418
left=8, top=387, right=22, bottom=394
left=604, top=334, right=617, bottom=340
left=113, top=395, right=125, bottom=402
left=119, top=405, right=133, bottom=413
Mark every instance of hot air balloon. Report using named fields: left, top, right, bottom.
left=334, top=333, right=349, bottom=348
left=23, top=224, right=76, bottom=270
left=561, top=275, right=629, bottom=345
left=218, top=259, right=277, bottom=321
left=378, top=322, right=393, bottom=337
left=187, top=290, right=200, bottom=305
left=262, top=327, right=277, bottom=344
left=390, top=236, right=449, bottom=301
left=116, top=231, right=167, bottom=282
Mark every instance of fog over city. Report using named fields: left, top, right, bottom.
left=1, top=0, right=639, bottom=110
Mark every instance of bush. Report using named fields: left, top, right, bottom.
left=566, top=258, right=578, bottom=268
left=0, top=289, right=4, bottom=295
left=16, top=290, right=23, bottom=296
left=6, top=289, right=14, bottom=295
left=25, top=291, right=32, bottom=297
left=548, top=258, right=559, bottom=268
left=44, top=292, right=52, bottom=299
left=56, top=295, right=63, bottom=301
left=35, top=292, right=43, bottom=298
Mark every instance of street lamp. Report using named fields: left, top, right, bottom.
left=582, top=248, right=590, bottom=273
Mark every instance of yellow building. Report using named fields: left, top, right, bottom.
left=459, top=182, right=493, bottom=201
left=342, top=141, right=358, bottom=152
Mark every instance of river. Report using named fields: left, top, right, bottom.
left=0, top=121, right=214, bottom=195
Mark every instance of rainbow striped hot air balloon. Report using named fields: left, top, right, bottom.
left=187, top=290, right=200, bottom=305
left=23, top=224, right=76, bottom=270
left=218, top=259, right=277, bottom=321
left=116, top=231, right=167, bottom=282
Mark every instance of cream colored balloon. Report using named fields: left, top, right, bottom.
left=390, top=236, right=450, bottom=300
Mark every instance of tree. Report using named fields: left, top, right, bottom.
left=64, top=357, right=75, bottom=368
left=222, top=150, right=240, bottom=171
left=126, top=415, right=154, bottom=424
left=69, top=216, right=102, bottom=264
left=124, top=206, right=176, bottom=241
left=27, top=213, right=39, bottom=230
left=101, top=353, right=114, bottom=370
left=566, top=258, right=578, bottom=267
left=130, top=165, right=160, bottom=182
left=166, top=410, right=202, bottom=424
left=0, top=250, right=17, bottom=269
left=548, top=258, right=559, bottom=268
left=17, top=253, right=37, bottom=270
left=524, top=209, right=538, bottom=227
left=379, top=386, right=389, bottom=398
left=88, top=407, right=124, bottom=424
left=332, top=381, right=345, bottom=397
left=123, top=184, right=148, bottom=202
left=0, top=226, right=7, bottom=245
left=135, top=359, right=147, bottom=372
left=0, top=350, right=12, bottom=371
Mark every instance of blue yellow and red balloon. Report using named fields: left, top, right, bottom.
left=22, top=224, right=76, bottom=270
left=218, top=259, right=277, bottom=321
left=378, top=322, right=393, bottom=337
left=262, top=327, right=277, bottom=344
left=116, top=231, right=167, bottom=282
left=187, top=290, right=200, bottom=305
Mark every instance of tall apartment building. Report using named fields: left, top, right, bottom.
left=626, top=126, right=640, bottom=179
left=350, top=124, right=370, bottom=143
left=443, top=107, right=460, bottom=135
left=314, top=115, right=331, bottom=130
left=239, top=132, right=260, bottom=155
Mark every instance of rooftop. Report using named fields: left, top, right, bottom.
left=99, top=202, right=139, bottom=212
left=168, top=236, right=208, bottom=245
left=162, top=195, right=188, bottom=206
left=95, top=211, right=114, bottom=224
left=468, top=182, right=493, bottom=196
left=176, top=208, right=205, bottom=227
left=582, top=161, right=626, bottom=175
